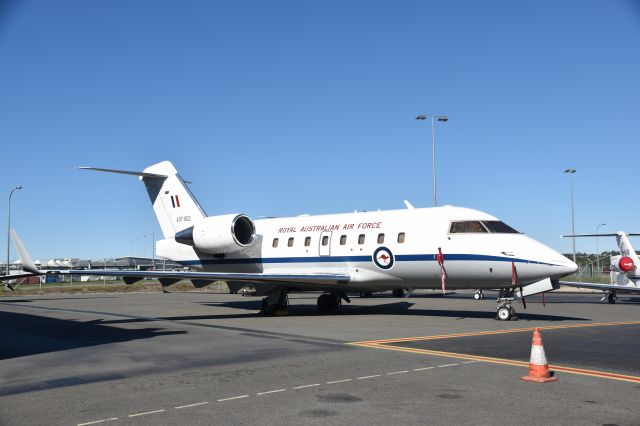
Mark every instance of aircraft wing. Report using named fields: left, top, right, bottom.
left=0, top=272, right=43, bottom=281
left=558, top=280, right=640, bottom=293
left=66, top=269, right=351, bottom=288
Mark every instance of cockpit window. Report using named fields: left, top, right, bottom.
left=449, top=221, right=488, bottom=233
left=482, top=221, right=519, bottom=233
left=449, top=220, right=520, bottom=234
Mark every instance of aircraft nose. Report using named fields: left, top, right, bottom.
left=528, top=238, right=578, bottom=278
left=551, top=254, right=578, bottom=278
left=560, top=258, right=578, bottom=276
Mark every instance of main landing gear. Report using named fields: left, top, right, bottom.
left=473, top=289, right=485, bottom=300
left=495, top=288, right=517, bottom=321
left=392, top=288, right=406, bottom=298
left=317, top=292, right=351, bottom=312
left=260, top=288, right=289, bottom=316
left=604, top=291, right=617, bottom=304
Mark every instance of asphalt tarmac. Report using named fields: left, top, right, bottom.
left=0, top=290, right=639, bottom=425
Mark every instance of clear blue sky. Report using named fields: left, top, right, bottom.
left=1, top=0, right=639, bottom=260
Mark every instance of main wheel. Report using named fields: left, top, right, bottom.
left=496, top=306, right=512, bottom=321
left=328, top=295, right=340, bottom=310
left=261, top=299, right=274, bottom=316
left=608, top=293, right=616, bottom=304
left=317, top=294, right=331, bottom=311
left=392, top=289, right=405, bottom=298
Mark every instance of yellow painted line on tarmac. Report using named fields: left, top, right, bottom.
left=350, top=342, right=640, bottom=384
left=349, top=320, right=640, bottom=346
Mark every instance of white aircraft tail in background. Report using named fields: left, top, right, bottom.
left=560, top=232, right=640, bottom=303
left=1, top=229, right=43, bottom=290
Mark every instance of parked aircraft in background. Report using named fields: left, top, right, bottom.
left=74, top=161, right=577, bottom=320
left=1, top=229, right=43, bottom=290
left=560, top=232, right=640, bottom=303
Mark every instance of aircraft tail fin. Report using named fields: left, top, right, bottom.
left=11, top=229, right=39, bottom=274
left=615, top=232, right=639, bottom=264
left=80, top=161, right=207, bottom=239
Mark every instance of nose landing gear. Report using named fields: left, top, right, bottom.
left=473, top=289, right=485, bottom=300
left=495, top=288, right=517, bottom=321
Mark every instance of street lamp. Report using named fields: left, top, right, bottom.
left=6, top=186, right=22, bottom=276
left=595, top=223, right=606, bottom=277
left=416, top=114, right=448, bottom=207
left=564, top=168, right=577, bottom=263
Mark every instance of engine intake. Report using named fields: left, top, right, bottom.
left=175, top=214, right=256, bottom=254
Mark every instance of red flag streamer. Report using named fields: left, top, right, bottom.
left=513, top=262, right=527, bottom=309
left=542, top=292, right=546, bottom=307
left=436, top=247, right=446, bottom=295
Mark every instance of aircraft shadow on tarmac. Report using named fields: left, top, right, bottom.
left=0, top=296, right=121, bottom=303
left=189, top=300, right=588, bottom=322
left=0, top=311, right=185, bottom=360
left=77, top=300, right=587, bottom=325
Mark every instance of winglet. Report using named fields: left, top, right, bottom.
left=10, top=229, right=39, bottom=274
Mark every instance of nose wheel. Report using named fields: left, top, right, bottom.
left=473, top=289, right=485, bottom=300
left=496, top=304, right=517, bottom=321
left=495, top=288, right=517, bottom=321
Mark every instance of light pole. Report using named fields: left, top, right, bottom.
left=142, top=232, right=155, bottom=269
left=6, top=186, right=22, bottom=276
left=416, top=114, right=448, bottom=207
left=564, top=168, right=577, bottom=263
left=595, top=223, right=606, bottom=277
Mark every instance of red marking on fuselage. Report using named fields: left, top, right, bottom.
left=378, top=254, right=390, bottom=263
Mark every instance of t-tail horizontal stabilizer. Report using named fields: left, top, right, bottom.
left=79, top=161, right=207, bottom=239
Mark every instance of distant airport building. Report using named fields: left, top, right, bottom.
left=3, top=256, right=182, bottom=271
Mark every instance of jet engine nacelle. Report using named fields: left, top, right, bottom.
left=618, top=256, right=635, bottom=273
left=174, top=214, right=256, bottom=254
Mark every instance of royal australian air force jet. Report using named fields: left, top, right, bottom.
left=561, top=232, right=640, bottom=304
left=77, top=161, right=577, bottom=320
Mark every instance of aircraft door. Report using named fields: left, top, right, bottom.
left=319, top=231, right=332, bottom=256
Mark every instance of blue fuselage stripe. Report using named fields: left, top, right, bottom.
left=179, top=254, right=557, bottom=267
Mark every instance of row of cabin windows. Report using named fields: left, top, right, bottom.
left=272, top=232, right=406, bottom=248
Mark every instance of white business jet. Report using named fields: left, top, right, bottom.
left=76, top=161, right=577, bottom=320
left=561, top=232, right=640, bottom=304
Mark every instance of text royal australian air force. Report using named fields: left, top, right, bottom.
left=278, top=221, right=383, bottom=234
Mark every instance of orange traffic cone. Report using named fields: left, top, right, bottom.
left=521, top=328, right=558, bottom=383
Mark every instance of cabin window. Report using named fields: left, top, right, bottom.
left=340, top=235, right=347, bottom=245
left=482, top=221, right=520, bottom=234
left=397, top=232, right=405, bottom=243
left=304, top=236, right=311, bottom=246
left=322, top=235, right=329, bottom=246
left=377, top=233, right=385, bottom=244
left=288, top=237, right=294, bottom=247
left=358, top=234, right=365, bottom=245
left=272, top=238, right=279, bottom=248
left=449, top=221, right=488, bottom=234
